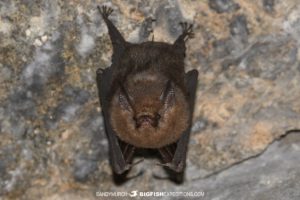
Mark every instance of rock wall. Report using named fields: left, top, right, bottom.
left=1, top=0, right=300, bottom=199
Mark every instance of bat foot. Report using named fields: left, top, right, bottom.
left=179, top=22, right=194, bottom=41
left=97, top=5, right=113, bottom=19
left=156, top=161, right=184, bottom=173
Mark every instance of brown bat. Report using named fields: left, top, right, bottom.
left=96, top=6, right=198, bottom=176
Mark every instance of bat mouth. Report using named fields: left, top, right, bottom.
left=134, top=113, right=160, bottom=129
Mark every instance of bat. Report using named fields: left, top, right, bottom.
left=96, top=6, right=198, bottom=176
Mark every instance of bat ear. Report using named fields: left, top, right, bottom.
left=160, top=80, right=175, bottom=109
left=119, top=84, right=133, bottom=112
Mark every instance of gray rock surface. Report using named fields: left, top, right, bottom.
left=0, top=0, right=300, bottom=199
left=177, top=132, right=300, bottom=200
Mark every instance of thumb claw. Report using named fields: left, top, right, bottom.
left=155, top=161, right=184, bottom=173
left=155, top=162, right=171, bottom=168
left=130, top=158, right=144, bottom=167
left=121, top=158, right=144, bottom=172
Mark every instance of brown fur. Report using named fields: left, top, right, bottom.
left=108, top=42, right=187, bottom=99
left=109, top=70, right=190, bottom=148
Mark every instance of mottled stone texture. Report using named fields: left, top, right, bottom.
left=0, top=0, right=300, bottom=199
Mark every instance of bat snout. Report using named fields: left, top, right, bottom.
left=134, top=113, right=160, bottom=128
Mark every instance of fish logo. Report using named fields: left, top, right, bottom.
left=129, top=190, right=138, bottom=197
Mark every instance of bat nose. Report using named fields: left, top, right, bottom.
left=134, top=113, right=160, bottom=128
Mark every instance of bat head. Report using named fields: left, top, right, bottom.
left=110, top=71, right=190, bottom=148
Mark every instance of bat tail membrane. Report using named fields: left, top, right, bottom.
left=97, top=5, right=126, bottom=61
left=173, top=22, right=194, bottom=56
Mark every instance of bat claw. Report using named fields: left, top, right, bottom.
left=97, top=5, right=113, bottom=19
left=115, top=159, right=144, bottom=175
left=179, top=22, right=194, bottom=41
left=156, top=161, right=184, bottom=173
left=155, top=162, right=165, bottom=167
left=129, top=158, right=144, bottom=168
left=126, top=169, right=145, bottom=179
